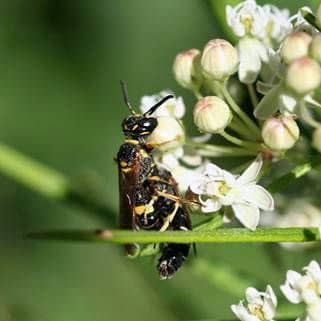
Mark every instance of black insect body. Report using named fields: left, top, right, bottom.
left=117, top=81, right=191, bottom=279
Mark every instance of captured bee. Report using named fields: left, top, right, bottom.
left=117, top=81, right=191, bottom=279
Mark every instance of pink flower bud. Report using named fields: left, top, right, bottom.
left=193, top=96, right=232, bottom=133
left=201, top=39, right=239, bottom=81
left=286, top=57, right=321, bottom=96
left=262, top=115, right=300, bottom=151
left=173, top=49, right=201, bottom=89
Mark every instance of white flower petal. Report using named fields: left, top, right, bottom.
left=266, top=285, right=277, bottom=306
left=204, top=163, right=224, bottom=177
left=139, top=90, right=185, bottom=119
left=189, top=179, right=206, bottom=195
left=237, top=157, right=263, bottom=185
left=161, top=152, right=179, bottom=169
left=246, top=287, right=263, bottom=305
left=231, top=302, right=260, bottom=321
left=200, top=198, right=222, bottom=213
left=280, top=283, right=302, bottom=304
left=301, top=288, right=319, bottom=305
left=304, top=261, right=321, bottom=283
left=307, top=298, right=321, bottom=321
left=232, top=203, right=260, bottom=230
left=241, top=184, right=274, bottom=211
left=262, top=285, right=277, bottom=319
left=280, top=271, right=303, bottom=304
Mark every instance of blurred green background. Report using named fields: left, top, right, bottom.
left=0, top=1, right=319, bottom=320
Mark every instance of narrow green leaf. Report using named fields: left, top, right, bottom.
left=28, top=227, right=321, bottom=244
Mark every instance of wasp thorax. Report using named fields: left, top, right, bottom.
left=122, top=115, right=158, bottom=138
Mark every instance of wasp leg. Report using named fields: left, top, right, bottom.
left=148, top=176, right=175, bottom=185
left=159, top=202, right=180, bottom=232
left=156, top=190, right=201, bottom=207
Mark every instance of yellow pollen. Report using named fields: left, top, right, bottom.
left=218, top=181, right=230, bottom=196
left=241, top=15, right=253, bottom=34
left=248, top=305, right=265, bottom=321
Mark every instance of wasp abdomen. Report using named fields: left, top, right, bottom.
left=157, top=207, right=191, bottom=279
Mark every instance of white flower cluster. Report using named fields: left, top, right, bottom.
left=232, top=261, right=321, bottom=321
left=138, top=0, right=321, bottom=235
left=232, top=285, right=277, bottom=321
left=281, top=261, right=321, bottom=321
left=226, top=0, right=291, bottom=83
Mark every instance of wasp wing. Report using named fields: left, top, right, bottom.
left=118, top=144, right=143, bottom=255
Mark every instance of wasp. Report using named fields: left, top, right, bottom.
left=117, top=81, right=192, bottom=279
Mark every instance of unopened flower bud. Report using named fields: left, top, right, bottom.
left=201, top=39, right=239, bottom=81
left=310, top=35, right=321, bottom=64
left=193, top=96, right=232, bottom=133
left=312, top=126, right=321, bottom=152
left=281, top=32, right=312, bottom=64
left=262, top=115, right=300, bottom=151
left=146, top=117, right=185, bottom=151
left=285, top=57, right=321, bottom=96
left=173, top=49, right=201, bottom=89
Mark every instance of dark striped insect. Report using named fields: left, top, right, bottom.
left=117, top=81, right=191, bottom=279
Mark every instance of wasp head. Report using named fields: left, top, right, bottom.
left=120, top=81, right=174, bottom=140
left=122, top=115, right=158, bottom=138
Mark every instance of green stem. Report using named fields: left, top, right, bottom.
left=0, top=142, right=115, bottom=224
left=192, top=85, right=203, bottom=99
left=185, top=141, right=258, bottom=157
left=247, top=83, right=259, bottom=108
left=28, top=227, right=321, bottom=244
left=0, top=142, right=68, bottom=198
left=229, top=119, right=255, bottom=140
left=220, top=83, right=261, bottom=138
left=220, top=131, right=261, bottom=152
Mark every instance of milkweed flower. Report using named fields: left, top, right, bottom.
left=237, top=37, right=268, bottom=84
left=281, top=260, right=321, bottom=304
left=226, top=0, right=290, bottom=84
left=140, top=90, right=185, bottom=119
left=189, top=156, right=274, bottom=230
left=226, top=0, right=267, bottom=39
left=281, top=260, right=321, bottom=321
left=262, top=4, right=291, bottom=47
left=231, top=285, right=277, bottom=321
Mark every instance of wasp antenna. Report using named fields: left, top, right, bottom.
left=120, top=80, right=135, bottom=114
left=144, top=94, right=174, bottom=116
